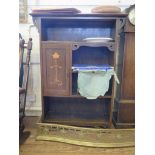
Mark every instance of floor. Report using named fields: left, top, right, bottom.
left=19, top=117, right=135, bottom=155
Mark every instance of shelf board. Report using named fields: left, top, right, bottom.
left=71, top=94, right=112, bottom=99
left=30, top=12, right=128, bottom=17
left=43, top=94, right=112, bottom=99
left=72, top=69, right=114, bottom=73
left=41, top=40, right=115, bottom=45
left=41, top=40, right=115, bottom=51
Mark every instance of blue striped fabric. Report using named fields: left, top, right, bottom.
left=72, top=64, right=113, bottom=71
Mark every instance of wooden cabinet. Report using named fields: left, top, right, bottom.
left=42, top=43, right=71, bottom=96
left=113, top=19, right=135, bottom=128
left=31, top=13, right=127, bottom=127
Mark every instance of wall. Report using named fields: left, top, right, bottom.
left=19, top=0, right=135, bottom=116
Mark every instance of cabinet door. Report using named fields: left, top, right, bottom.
left=42, top=43, right=71, bottom=96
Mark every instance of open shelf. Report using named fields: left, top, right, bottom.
left=72, top=46, right=114, bottom=66
left=41, top=18, right=116, bottom=41
left=43, top=97, right=111, bottom=126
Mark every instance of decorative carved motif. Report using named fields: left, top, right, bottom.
left=72, top=42, right=115, bottom=52
left=72, top=44, right=80, bottom=51
left=107, top=44, right=115, bottom=51
left=117, top=18, right=126, bottom=34
left=50, top=52, right=62, bottom=86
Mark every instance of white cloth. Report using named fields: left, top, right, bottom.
left=78, top=69, right=119, bottom=99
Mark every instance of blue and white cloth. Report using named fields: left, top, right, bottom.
left=72, top=64, right=119, bottom=99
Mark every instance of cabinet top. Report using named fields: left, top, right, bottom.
left=30, top=12, right=127, bottom=18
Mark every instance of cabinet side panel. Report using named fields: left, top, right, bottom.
left=121, top=33, right=135, bottom=99
left=118, top=102, right=135, bottom=123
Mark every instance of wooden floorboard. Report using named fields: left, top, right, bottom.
left=20, top=117, right=135, bottom=155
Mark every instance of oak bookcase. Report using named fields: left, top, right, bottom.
left=30, top=12, right=127, bottom=128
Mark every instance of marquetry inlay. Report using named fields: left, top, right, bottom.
left=52, top=52, right=60, bottom=59
left=50, top=52, right=62, bottom=86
